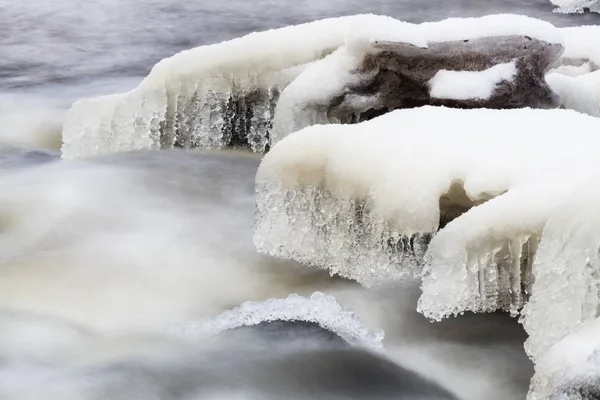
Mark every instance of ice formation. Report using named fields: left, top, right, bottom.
left=545, top=73, right=600, bottom=116
left=553, top=26, right=600, bottom=74
left=256, top=105, right=600, bottom=396
left=170, top=292, right=384, bottom=352
left=254, top=106, right=600, bottom=289
left=61, top=14, right=563, bottom=158
left=513, top=180, right=600, bottom=398
left=61, top=14, right=422, bottom=158
left=529, top=319, right=600, bottom=399
left=547, top=27, right=600, bottom=116
left=550, top=0, right=600, bottom=14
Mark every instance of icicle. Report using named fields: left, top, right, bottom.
left=253, top=185, right=433, bottom=287
left=248, top=93, right=270, bottom=153
left=508, top=238, right=525, bottom=316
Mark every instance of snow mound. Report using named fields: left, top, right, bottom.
left=61, top=14, right=563, bottom=158
left=429, top=62, right=517, bottom=100
left=170, top=292, right=384, bottom=352
left=255, top=106, right=600, bottom=289
left=550, top=0, right=600, bottom=14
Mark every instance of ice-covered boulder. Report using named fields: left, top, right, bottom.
left=61, top=14, right=564, bottom=158
left=255, top=105, right=600, bottom=398
left=254, top=106, right=600, bottom=289
left=272, top=32, right=564, bottom=143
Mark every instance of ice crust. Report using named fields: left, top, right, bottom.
left=170, top=292, right=384, bottom=352
left=255, top=107, right=600, bottom=290
left=61, top=14, right=563, bottom=158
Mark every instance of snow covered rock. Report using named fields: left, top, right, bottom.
left=254, top=106, right=600, bottom=289
left=272, top=33, right=563, bottom=143
left=61, top=14, right=564, bottom=158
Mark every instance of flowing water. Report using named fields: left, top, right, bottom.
left=1, top=1, right=599, bottom=399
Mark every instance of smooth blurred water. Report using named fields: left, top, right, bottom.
left=0, top=149, right=533, bottom=399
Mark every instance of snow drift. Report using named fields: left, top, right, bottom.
left=61, top=14, right=564, bottom=158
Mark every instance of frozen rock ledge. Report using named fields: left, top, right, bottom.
left=61, top=14, right=564, bottom=158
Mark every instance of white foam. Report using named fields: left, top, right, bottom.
left=172, top=292, right=384, bottom=352
left=429, top=62, right=517, bottom=100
